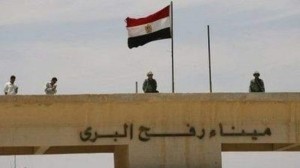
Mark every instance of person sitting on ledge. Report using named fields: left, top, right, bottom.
left=45, top=77, right=58, bottom=95
left=4, top=75, right=18, bottom=95
left=143, top=71, right=159, bottom=93
left=249, top=71, right=265, bottom=92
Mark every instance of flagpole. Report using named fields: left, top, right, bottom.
left=171, top=1, right=175, bottom=93
left=135, top=81, right=138, bottom=93
left=207, top=25, right=212, bottom=93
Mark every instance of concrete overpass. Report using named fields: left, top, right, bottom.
left=0, top=93, right=299, bottom=168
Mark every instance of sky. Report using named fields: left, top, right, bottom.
left=0, top=154, right=114, bottom=168
left=1, top=152, right=300, bottom=168
left=0, top=0, right=299, bottom=167
left=0, top=0, right=299, bottom=94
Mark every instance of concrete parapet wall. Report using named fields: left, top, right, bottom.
left=0, top=93, right=299, bottom=168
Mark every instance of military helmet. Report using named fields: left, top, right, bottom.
left=147, top=71, right=153, bottom=76
left=253, top=71, right=260, bottom=76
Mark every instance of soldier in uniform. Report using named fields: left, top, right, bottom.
left=249, top=71, right=265, bottom=92
left=143, top=71, right=158, bottom=93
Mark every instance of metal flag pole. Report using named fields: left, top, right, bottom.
left=171, top=1, right=175, bottom=93
left=207, top=25, right=212, bottom=93
left=135, top=81, right=138, bottom=93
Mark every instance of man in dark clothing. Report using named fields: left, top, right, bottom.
left=249, top=71, right=265, bottom=92
left=143, top=71, right=158, bottom=93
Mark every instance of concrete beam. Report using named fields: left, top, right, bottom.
left=276, top=144, right=300, bottom=151
left=0, top=147, right=34, bottom=155
left=114, top=145, right=129, bottom=168
left=34, top=146, right=50, bottom=155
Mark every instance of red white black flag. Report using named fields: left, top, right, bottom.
left=126, top=5, right=171, bottom=49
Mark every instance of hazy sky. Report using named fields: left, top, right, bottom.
left=222, top=152, right=300, bottom=168
left=0, top=0, right=299, bottom=94
left=1, top=152, right=300, bottom=168
left=0, top=154, right=114, bottom=168
left=0, top=0, right=299, bottom=167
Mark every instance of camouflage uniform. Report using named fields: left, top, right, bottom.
left=143, top=79, right=158, bottom=93
left=249, top=78, right=265, bottom=92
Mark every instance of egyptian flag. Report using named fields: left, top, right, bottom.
left=126, top=5, right=172, bottom=49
